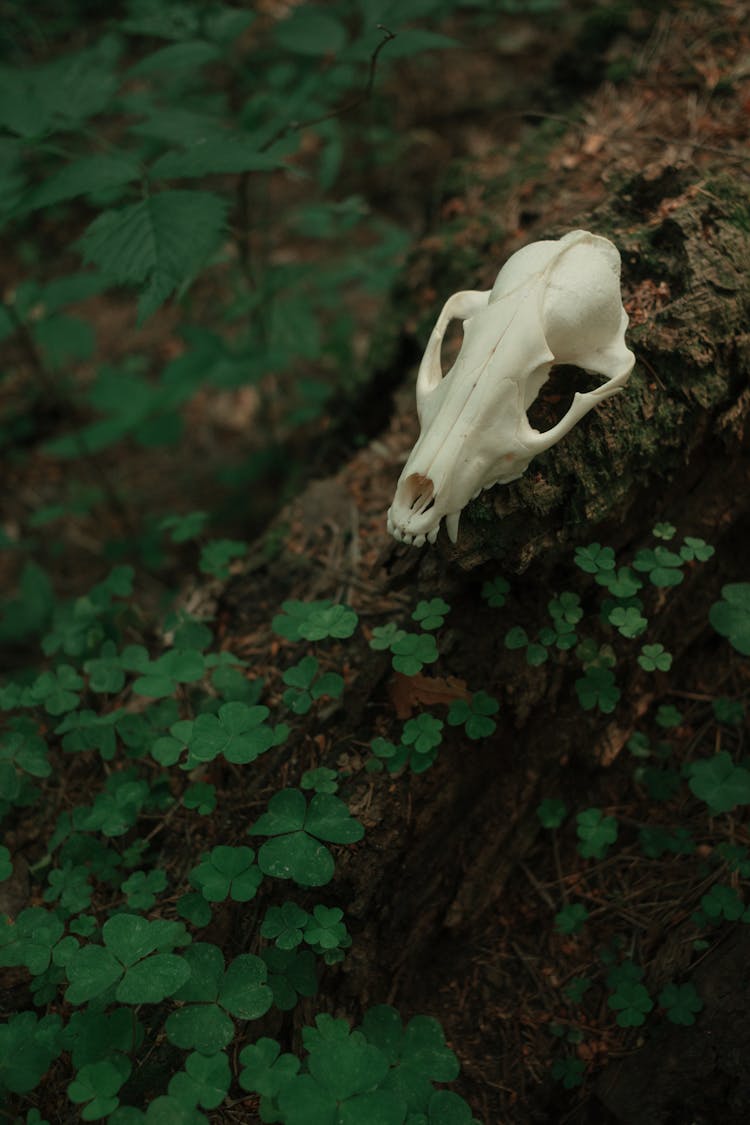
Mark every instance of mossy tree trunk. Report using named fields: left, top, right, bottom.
left=212, top=163, right=750, bottom=1123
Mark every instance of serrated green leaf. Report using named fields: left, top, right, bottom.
left=78, top=190, right=226, bottom=323
left=29, top=155, right=141, bottom=211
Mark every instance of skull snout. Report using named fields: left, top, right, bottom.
left=387, top=472, right=441, bottom=546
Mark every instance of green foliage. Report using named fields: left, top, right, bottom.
left=576, top=809, right=618, bottom=859
left=687, top=751, right=750, bottom=814
left=370, top=628, right=439, bottom=675
left=551, top=1056, right=585, bottom=1089
left=250, top=789, right=364, bottom=887
left=283, top=656, right=344, bottom=714
left=238, top=1006, right=475, bottom=1125
left=190, top=846, right=263, bottom=903
left=412, top=598, right=451, bottom=630
left=555, top=903, right=588, bottom=935
left=402, top=714, right=443, bottom=755
left=638, top=643, right=672, bottom=672
left=709, top=583, right=750, bottom=655
left=658, top=981, right=702, bottom=1025
left=481, top=576, right=509, bottom=607
left=574, top=667, right=620, bottom=713
left=536, top=798, right=567, bottom=829
left=607, top=980, right=653, bottom=1027
left=447, top=691, right=499, bottom=739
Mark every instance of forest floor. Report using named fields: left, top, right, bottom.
left=4, top=2, right=750, bottom=1122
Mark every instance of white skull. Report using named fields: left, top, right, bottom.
left=387, top=229, right=635, bottom=546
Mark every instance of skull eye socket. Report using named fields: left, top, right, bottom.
left=402, top=473, right=435, bottom=515
left=440, top=317, right=465, bottom=378
left=525, top=364, right=604, bottom=432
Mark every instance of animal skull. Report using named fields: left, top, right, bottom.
left=387, top=229, right=635, bottom=546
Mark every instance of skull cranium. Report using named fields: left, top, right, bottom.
left=387, top=229, right=635, bottom=546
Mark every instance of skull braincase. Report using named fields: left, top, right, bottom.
left=387, top=229, right=635, bottom=547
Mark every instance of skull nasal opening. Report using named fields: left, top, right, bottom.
left=401, top=473, right=436, bottom=515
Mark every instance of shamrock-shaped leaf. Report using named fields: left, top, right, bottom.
left=68, top=1057, right=131, bottom=1120
left=298, top=604, right=358, bottom=641
left=84, top=640, right=126, bottom=694
left=122, top=869, right=167, bottom=911
left=554, top=903, right=588, bottom=935
left=447, top=691, right=499, bottom=740
left=412, top=599, right=450, bottom=631
left=658, top=981, right=702, bottom=1025
left=536, top=798, right=567, bottom=829
left=481, top=577, right=509, bottom=608
left=709, top=583, right=750, bottom=656
left=687, top=751, right=750, bottom=814
left=652, top=522, right=676, bottom=540
left=304, top=906, right=349, bottom=951
left=608, top=605, right=647, bottom=638
left=0, top=1011, right=63, bottom=1094
left=262, top=947, right=318, bottom=1012
left=168, top=1051, right=230, bottom=1110
left=574, top=542, right=615, bottom=575
left=262, top=902, right=310, bottom=950
left=608, top=981, right=653, bottom=1027
left=165, top=944, right=272, bottom=1053
left=183, top=783, right=217, bottom=815
left=632, top=546, right=684, bottom=587
left=574, top=667, right=620, bottom=714
left=239, top=1037, right=300, bottom=1099
left=250, top=790, right=363, bottom=887
left=680, top=536, right=714, bottom=562
left=402, top=714, right=443, bottom=755
left=190, top=845, right=262, bottom=903
left=595, top=565, right=643, bottom=598
left=301, top=767, right=339, bottom=795
left=390, top=632, right=438, bottom=676
left=576, top=808, right=618, bottom=859
left=186, top=702, right=278, bottom=765
left=160, top=511, right=208, bottom=543
left=638, top=644, right=672, bottom=672
left=700, top=883, right=744, bottom=922
left=199, top=538, right=246, bottom=579
left=65, top=914, right=190, bottom=1006
left=272, top=600, right=333, bottom=642
left=369, top=623, right=406, bottom=652
left=551, top=1057, right=585, bottom=1089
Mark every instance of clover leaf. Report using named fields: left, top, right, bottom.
left=168, top=1051, right=230, bottom=1110
left=709, top=583, right=750, bottom=655
left=652, top=522, right=676, bottom=540
left=576, top=808, right=618, bottom=859
left=160, top=510, right=208, bottom=543
left=700, top=883, right=744, bottom=922
left=250, top=789, right=364, bottom=887
left=658, top=981, right=703, bottom=1026
left=481, top=576, right=509, bottom=608
left=199, top=538, right=247, bottom=579
left=0, top=907, right=65, bottom=975
left=122, top=869, right=167, bottom=911
left=262, top=947, right=318, bottom=1012
left=687, top=751, right=750, bottom=814
left=277, top=1038, right=394, bottom=1125
left=608, top=605, right=647, bottom=638
left=412, top=599, right=450, bottom=631
left=298, top=604, right=358, bottom=641
left=402, top=714, right=443, bottom=755
left=632, top=546, right=684, bottom=587
left=548, top=592, right=583, bottom=626
left=183, top=783, right=217, bottom=815
left=186, top=702, right=285, bottom=766
left=68, top=1057, right=131, bottom=1120
left=165, top=943, right=273, bottom=1054
left=574, top=542, right=615, bottom=575
left=369, top=623, right=406, bottom=651
left=239, top=1037, right=300, bottom=1102
left=304, top=906, right=349, bottom=954
left=536, top=799, right=567, bottom=829
left=680, top=536, right=714, bottom=562
left=283, top=656, right=344, bottom=715
left=389, top=632, right=438, bottom=676
left=261, top=902, right=310, bottom=950
left=638, top=643, right=672, bottom=672
left=608, top=981, right=653, bottom=1027
left=595, top=565, right=643, bottom=597
left=190, top=845, right=262, bottom=903
left=301, top=767, right=339, bottom=795
left=555, top=903, right=588, bottom=935
left=551, top=1056, right=585, bottom=1089
left=272, top=600, right=334, bottom=642
left=28, top=664, right=83, bottom=715
left=65, top=914, right=190, bottom=1006
left=0, top=1012, right=63, bottom=1094
left=447, top=691, right=499, bottom=739
left=574, top=667, right=620, bottom=713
